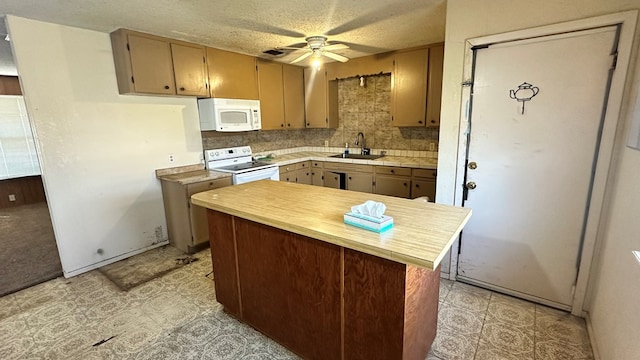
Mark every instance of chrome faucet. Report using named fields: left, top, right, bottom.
left=354, top=132, right=366, bottom=154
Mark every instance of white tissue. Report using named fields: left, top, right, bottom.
left=351, top=200, right=386, bottom=218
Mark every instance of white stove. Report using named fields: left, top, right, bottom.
left=204, top=146, right=279, bottom=184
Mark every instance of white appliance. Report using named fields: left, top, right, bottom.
left=198, top=98, right=261, bottom=132
left=205, top=146, right=279, bottom=184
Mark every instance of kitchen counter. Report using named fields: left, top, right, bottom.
left=191, top=180, right=470, bottom=359
left=191, top=180, right=469, bottom=270
left=260, top=150, right=438, bottom=169
left=155, top=164, right=231, bottom=185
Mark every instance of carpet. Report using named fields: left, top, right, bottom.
left=0, top=202, right=63, bottom=296
left=98, top=245, right=198, bottom=291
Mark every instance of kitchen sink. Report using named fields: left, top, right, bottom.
left=329, top=153, right=385, bottom=160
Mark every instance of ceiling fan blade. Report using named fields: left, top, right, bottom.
left=323, top=43, right=349, bottom=51
left=323, top=51, right=349, bottom=63
left=291, top=51, right=312, bottom=64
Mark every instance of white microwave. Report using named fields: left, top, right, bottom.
left=197, top=98, right=261, bottom=132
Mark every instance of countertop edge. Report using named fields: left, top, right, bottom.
left=269, top=153, right=438, bottom=169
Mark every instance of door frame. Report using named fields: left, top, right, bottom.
left=452, top=11, right=638, bottom=315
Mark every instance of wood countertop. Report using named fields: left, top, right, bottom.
left=191, top=180, right=471, bottom=270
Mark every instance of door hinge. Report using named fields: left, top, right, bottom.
left=126, top=43, right=130, bottom=51
left=393, top=59, right=396, bottom=66
left=372, top=181, right=376, bottom=186
left=187, top=202, right=191, bottom=208
left=203, top=56, right=206, bottom=63
left=325, top=118, right=328, bottom=123
left=611, top=51, right=618, bottom=70
left=256, top=65, right=258, bottom=71
left=131, top=76, right=135, bottom=84
left=462, top=81, right=473, bottom=87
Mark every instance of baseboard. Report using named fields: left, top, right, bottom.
left=62, top=241, right=169, bottom=278
left=583, top=311, right=601, bottom=360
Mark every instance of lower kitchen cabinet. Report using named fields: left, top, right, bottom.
left=374, top=176, right=411, bottom=198
left=161, top=176, right=232, bottom=253
left=347, top=173, right=373, bottom=193
left=323, top=171, right=342, bottom=189
left=280, top=170, right=297, bottom=183
left=296, top=161, right=312, bottom=185
left=412, top=168, right=437, bottom=202
left=311, top=162, right=323, bottom=186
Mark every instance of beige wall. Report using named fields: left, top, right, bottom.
left=441, top=1, right=639, bottom=358
left=7, top=16, right=204, bottom=276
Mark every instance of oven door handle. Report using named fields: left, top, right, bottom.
left=234, top=166, right=280, bottom=184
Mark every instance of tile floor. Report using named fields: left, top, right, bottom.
left=0, top=248, right=594, bottom=359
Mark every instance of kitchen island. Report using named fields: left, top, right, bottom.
left=191, top=180, right=471, bottom=360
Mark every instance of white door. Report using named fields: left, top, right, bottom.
left=458, top=26, right=618, bottom=307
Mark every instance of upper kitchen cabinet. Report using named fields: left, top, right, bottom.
left=304, top=67, right=339, bottom=128
left=110, top=29, right=207, bottom=96
left=391, top=48, right=428, bottom=126
left=258, top=60, right=306, bottom=130
left=171, top=43, right=208, bottom=96
left=111, top=30, right=174, bottom=95
left=282, top=64, right=305, bottom=129
left=257, top=60, right=285, bottom=130
left=206, top=48, right=259, bottom=100
left=391, top=44, right=444, bottom=127
left=426, top=44, right=444, bottom=127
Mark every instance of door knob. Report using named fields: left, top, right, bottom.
left=468, top=162, right=477, bottom=170
left=466, top=181, right=477, bottom=189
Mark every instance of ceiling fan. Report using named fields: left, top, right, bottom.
left=283, top=36, right=350, bottom=65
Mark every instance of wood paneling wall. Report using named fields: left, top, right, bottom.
left=0, top=76, right=22, bottom=95
left=0, top=175, right=46, bottom=208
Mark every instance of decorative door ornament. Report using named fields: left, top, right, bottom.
left=509, top=82, right=540, bottom=114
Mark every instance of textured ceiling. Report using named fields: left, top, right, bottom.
left=0, top=0, right=446, bottom=73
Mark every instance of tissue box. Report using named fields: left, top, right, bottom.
left=343, top=212, right=394, bottom=233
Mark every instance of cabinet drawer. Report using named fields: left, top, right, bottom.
left=187, top=177, right=232, bottom=196
left=324, top=162, right=373, bottom=173
left=280, top=164, right=297, bottom=173
left=296, top=161, right=311, bottom=170
left=375, top=166, right=411, bottom=177
left=412, top=168, right=437, bottom=179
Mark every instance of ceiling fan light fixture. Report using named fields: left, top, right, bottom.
left=312, top=57, right=322, bottom=70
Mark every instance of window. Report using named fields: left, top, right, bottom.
left=0, top=96, right=40, bottom=179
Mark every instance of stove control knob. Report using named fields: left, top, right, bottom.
left=215, top=151, right=219, bottom=156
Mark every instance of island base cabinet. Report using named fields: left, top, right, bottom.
left=207, top=209, right=441, bottom=360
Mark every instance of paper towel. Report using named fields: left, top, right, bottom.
left=351, top=200, right=386, bottom=218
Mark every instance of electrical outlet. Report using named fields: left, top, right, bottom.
left=324, top=140, right=329, bottom=147
left=168, top=154, right=175, bottom=163
left=8, top=194, right=16, bottom=202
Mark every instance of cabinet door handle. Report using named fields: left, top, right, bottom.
left=418, top=120, right=423, bottom=124
left=348, top=176, right=352, bottom=180
left=281, top=124, right=284, bottom=127
left=287, top=123, right=291, bottom=127
left=431, top=120, right=436, bottom=124
left=415, top=184, right=420, bottom=188
left=390, top=169, right=394, bottom=173
left=307, top=123, right=310, bottom=126
left=164, top=85, right=170, bottom=89
left=180, top=87, right=185, bottom=91
left=404, top=182, right=408, bottom=186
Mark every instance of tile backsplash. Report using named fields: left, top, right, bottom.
left=202, top=74, right=439, bottom=153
